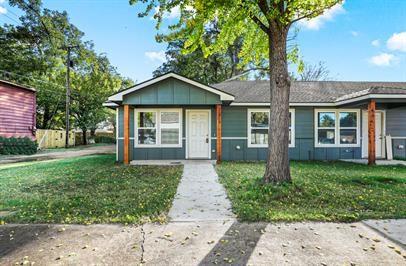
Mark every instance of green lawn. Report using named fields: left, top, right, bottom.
left=216, top=161, right=406, bottom=222
left=0, top=155, right=182, bottom=224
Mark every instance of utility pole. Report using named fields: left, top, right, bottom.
left=65, top=46, right=71, bottom=148
left=63, top=45, right=78, bottom=148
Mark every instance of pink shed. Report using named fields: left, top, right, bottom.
left=0, top=80, right=36, bottom=140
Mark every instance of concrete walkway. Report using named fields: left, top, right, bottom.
left=1, top=222, right=405, bottom=265
left=0, top=145, right=115, bottom=165
left=363, top=219, right=406, bottom=247
left=168, top=160, right=235, bottom=222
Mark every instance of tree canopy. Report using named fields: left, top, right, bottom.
left=131, top=0, right=342, bottom=183
left=132, top=0, right=340, bottom=69
left=0, top=0, right=131, bottom=139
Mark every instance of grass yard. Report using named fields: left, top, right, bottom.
left=0, top=154, right=182, bottom=224
left=216, top=161, right=406, bottom=222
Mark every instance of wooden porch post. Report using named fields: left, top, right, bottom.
left=368, top=100, right=376, bottom=165
left=216, top=104, right=222, bottom=163
left=123, top=104, right=130, bottom=165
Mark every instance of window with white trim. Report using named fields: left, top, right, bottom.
left=135, top=109, right=182, bottom=147
left=248, top=109, right=295, bottom=148
left=160, top=111, right=181, bottom=145
left=315, top=109, right=360, bottom=147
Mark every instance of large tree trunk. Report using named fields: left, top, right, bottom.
left=82, top=128, right=87, bottom=145
left=263, top=26, right=291, bottom=184
left=41, top=105, right=50, bottom=129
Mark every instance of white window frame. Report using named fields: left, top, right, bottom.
left=314, top=109, right=360, bottom=148
left=134, top=108, right=182, bottom=148
left=247, top=108, right=295, bottom=148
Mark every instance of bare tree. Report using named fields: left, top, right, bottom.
left=298, top=62, right=330, bottom=81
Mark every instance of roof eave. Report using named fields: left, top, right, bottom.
left=0, top=79, right=36, bottom=92
left=335, top=94, right=406, bottom=105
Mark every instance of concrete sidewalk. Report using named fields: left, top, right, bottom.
left=0, top=144, right=115, bottom=165
left=363, top=219, right=406, bottom=248
left=1, top=221, right=405, bottom=265
left=168, top=160, right=235, bottom=222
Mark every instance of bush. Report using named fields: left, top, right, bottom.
left=0, top=137, right=37, bottom=155
left=94, top=135, right=115, bottom=144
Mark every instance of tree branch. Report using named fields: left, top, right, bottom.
left=257, top=0, right=270, bottom=22
left=251, top=15, right=270, bottom=34
left=289, top=1, right=341, bottom=26
left=239, top=0, right=270, bottom=34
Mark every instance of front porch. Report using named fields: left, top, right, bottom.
left=344, top=97, right=406, bottom=165
left=121, top=105, right=224, bottom=164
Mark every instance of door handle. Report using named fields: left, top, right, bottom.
left=206, top=137, right=209, bottom=143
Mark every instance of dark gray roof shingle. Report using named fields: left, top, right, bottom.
left=212, top=80, right=406, bottom=103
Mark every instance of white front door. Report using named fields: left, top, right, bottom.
left=362, top=110, right=385, bottom=158
left=187, top=110, right=210, bottom=159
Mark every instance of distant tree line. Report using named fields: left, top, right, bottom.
left=0, top=0, right=133, bottom=144
left=153, top=26, right=330, bottom=84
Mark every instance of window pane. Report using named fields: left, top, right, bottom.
left=161, top=129, right=179, bottom=145
left=251, top=112, right=269, bottom=128
left=138, top=129, right=156, bottom=144
left=318, top=112, right=335, bottom=127
left=138, top=112, right=156, bottom=127
left=318, top=129, right=335, bottom=144
left=289, top=129, right=291, bottom=144
left=340, top=129, right=357, bottom=144
left=340, top=112, right=357, bottom=127
left=251, top=129, right=268, bottom=145
left=161, top=112, right=179, bottom=125
left=289, top=112, right=292, bottom=127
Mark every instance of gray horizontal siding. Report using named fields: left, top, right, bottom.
left=385, top=107, right=406, bottom=159
left=392, top=139, right=406, bottom=159
left=386, top=107, right=406, bottom=137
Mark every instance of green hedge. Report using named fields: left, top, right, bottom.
left=0, top=137, right=37, bottom=155
left=94, top=135, right=116, bottom=144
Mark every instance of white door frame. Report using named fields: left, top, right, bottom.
left=362, top=110, right=386, bottom=158
left=185, top=109, right=211, bottom=159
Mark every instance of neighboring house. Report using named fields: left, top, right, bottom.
left=0, top=80, right=36, bottom=140
left=104, top=72, right=406, bottom=164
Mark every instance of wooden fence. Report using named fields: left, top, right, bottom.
left=36, top=129, right=75, bottom=149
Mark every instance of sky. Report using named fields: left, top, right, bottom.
left=0, top=0, right=406, bottom=82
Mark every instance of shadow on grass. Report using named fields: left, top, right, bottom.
left=0, top=224, right=50, bottom=257
left=198, top=222, right=267, bottom=265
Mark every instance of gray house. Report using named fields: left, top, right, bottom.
left=104, top=72, right=406, bottom=164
